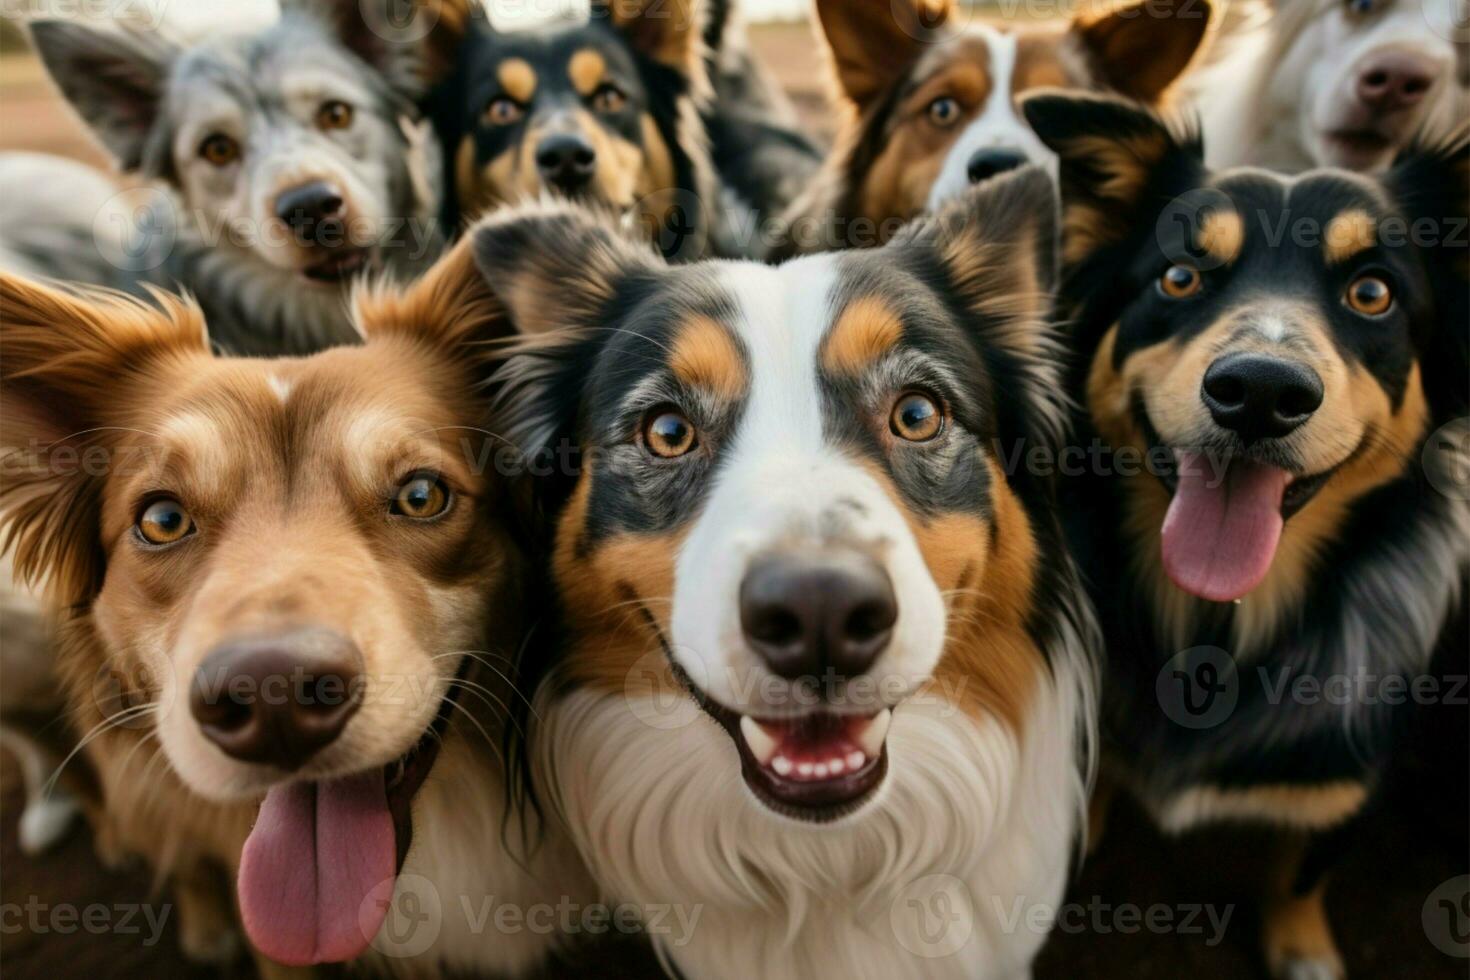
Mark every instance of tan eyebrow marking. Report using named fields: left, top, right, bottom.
left=1323, top=209, right=1376, bottom=265
left=497, top=58, right=537, bottom=104
left=569, top=49, right=607, bottom=97
left=669, top=315, right=745, bottom=400
left=822, top=296, right=904, bottom=376
left=1198, top=209, right=1244, bottom=265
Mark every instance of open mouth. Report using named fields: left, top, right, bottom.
left=1322, top=128, right=1395, bottom=164
left=671, top=661, right=891, bottom=820
left=1136, top=411, right=1339, bottom=603
left=236, top=676, right=460, bottom=966
left=300, top=248, right=370, bottom=283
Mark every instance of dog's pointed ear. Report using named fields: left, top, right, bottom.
left=592, top=0, right=702, bottom=77
left=1385, top=129, right=1470, bottom=419
left=0, top=274, right=208, bottom=601
left=1023, top=92, right=1201, bottom=272
left=1072, top=0, right=1213, bottom=103
left=28, top=20, right=176, bottom=174
left=816, top=0, right=952, bottom=108
left=283, top=0, right=476, bottom=99
left=468, top=202, right=658, bottom=337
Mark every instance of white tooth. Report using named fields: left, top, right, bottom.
left=857, top=709, right=892, bottom=759
left=739, top=715, right=779, bottom=766
left=829, top=758, right=846, bottom=775
left=772, top=756, right=793, bottom=776
left=846, top=751, right=866, bottom=770
left=814, top=763, right=829, bottom=778
left=798, top=762, right=815, bottom=778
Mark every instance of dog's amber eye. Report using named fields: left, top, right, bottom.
left=1159, top=264, right=1202, bottom=299
left=136, top=498, right=194, bottom=546
left=591, top=84, right=627, bottom=114
left=1345, top=274, right=1392, bottom=316
left=485, top=97, right=524, bottom=126
left=392, top=475, right=451, bottom=519
left=928, top=96, right=961, bottom=127
left=890, top=392, right=943, bottom=442
left=199, top=133, right=239, bottom=167
left=642, top=408, right=696, bottom=458
left=316, top=100, right=354, bottom=131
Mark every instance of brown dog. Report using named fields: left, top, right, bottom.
left=0, top=246, right=590, bottom=975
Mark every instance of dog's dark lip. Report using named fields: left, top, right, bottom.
left=300, top=248, right=370, bottom=283
left=1134, top=406, right=1336, bottom=520
left=667, top=659, right=890, bottom=823
left=382, top=662, right=466, bottom=870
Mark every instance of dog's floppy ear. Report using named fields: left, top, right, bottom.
left=0, top=274, right=207, bottom=602
left=28, top=20, right=176, bottom=175
left=1072, top=0, right=1213, bottom=103
left=592, top=0, right=702, bottom=77
left=283, top=0, right=476, bottom=100
left=1384, top=129, right=1470, bottom=419
left=1023, top=92, right=1202, bottom=273
left=815, top=0, right=951, bottom=108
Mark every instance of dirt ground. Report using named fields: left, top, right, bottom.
left=1, top=17, right=1467, bottom=980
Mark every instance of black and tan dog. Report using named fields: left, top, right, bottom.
left=1024, top=91, right=1468, bottom=977
left=429, top=0, right=818, bottom=259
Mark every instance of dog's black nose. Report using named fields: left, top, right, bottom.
left=275, top=182, right=345, bottom=241
left=966, top=148, right=1028, bottom=184
left=191, top=628, right=364, bottom=770
left=535, top=133, right=597, bottom=192
left=1202, top=353, right=1324, bottom=442
left=739, top=550, right=897, bottom=681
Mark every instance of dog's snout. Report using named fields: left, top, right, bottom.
left=275, top=181, right=345, bottom=239
left=739, top=550, right=897, bottom=681
left=1356, top=51, right=1438, bottom=113
left=966, top=148, right=1028, bottom=185
left=190, top=628, right=364, bottom=770
left=1201, top=353, right=1324, bottom=442
left=535, top=133, right=597, bottom=192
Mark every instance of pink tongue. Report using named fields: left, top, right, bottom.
left=1161, top=452, right=1289, bottom=602
left=238, top=771, right=397, bottom=966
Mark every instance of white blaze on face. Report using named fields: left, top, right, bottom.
left=926, top=26, right=1057, bottom=211
left=665, top=258, right=948, bottom=713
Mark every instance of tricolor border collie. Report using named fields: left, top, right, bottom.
left=482, top=170, right=1099, bottom=979
left=771, top=0, right=1214, bottom=256
left=1023, top=90, right=1468, bottom=977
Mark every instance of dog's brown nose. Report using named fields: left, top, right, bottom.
left=190, top=629, right=364, bottom=770
left=739, top=550, right=897, bottom=681
left=1356, top=51, right=1438, bottom=113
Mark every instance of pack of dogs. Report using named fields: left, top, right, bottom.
left=0, top=1, right=1464, bottom=978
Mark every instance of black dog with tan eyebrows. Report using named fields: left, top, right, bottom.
left=1024, top=91, right=1468, bottom=978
